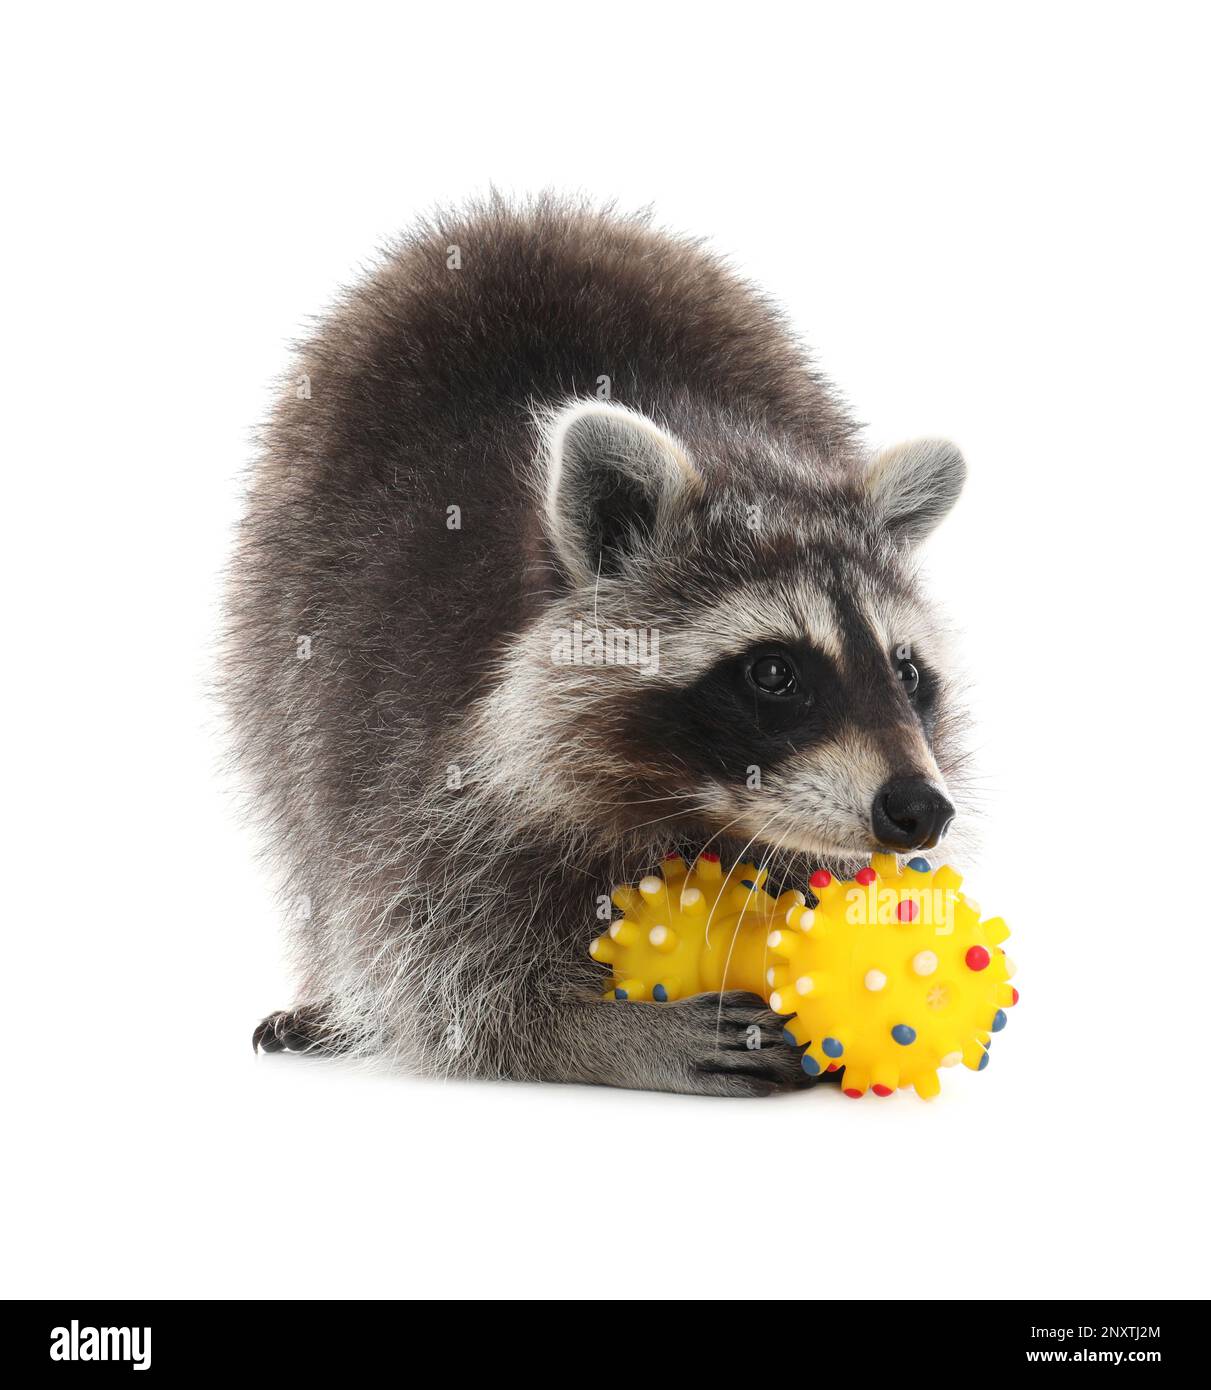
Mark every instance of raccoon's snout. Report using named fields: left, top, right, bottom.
left=871, top=778, right=955, bottom=851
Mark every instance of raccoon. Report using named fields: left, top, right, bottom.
left=225, top=195, right=969, bottom=1096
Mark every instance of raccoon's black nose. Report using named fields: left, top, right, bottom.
left=871, top=779, right=955, bottom=851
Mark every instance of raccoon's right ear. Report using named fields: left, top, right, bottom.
left=864, top=438, right=967, bottom=545
left=542, top=401, right=701, bottom=583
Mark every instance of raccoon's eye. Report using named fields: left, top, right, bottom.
left=897, top=659, right=921, bottom=697
left=749, top=653, right=799, bottom=697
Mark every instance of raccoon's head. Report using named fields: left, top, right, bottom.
left=512, top=399, right=969, bottom=865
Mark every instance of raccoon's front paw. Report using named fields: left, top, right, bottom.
left=672, top=991, right=814, bottom=1098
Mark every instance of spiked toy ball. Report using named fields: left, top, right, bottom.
left=590, top=851, right=1017, bottom=1100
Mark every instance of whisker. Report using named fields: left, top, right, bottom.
left=702, top=807, right=780, bottom=950
left=620, top=803, right=713, bottom=834
left=706, top=807, right=784, bottom=1047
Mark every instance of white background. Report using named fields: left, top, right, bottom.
left=4, top=1, right=1209, bottom=1300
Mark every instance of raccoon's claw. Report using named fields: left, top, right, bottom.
left=678, top=991, right=817, bottom=1098
left=251, top=1017, right=274, bottom=1053
left=253, top=1010, right=298, bottom=1053
left=252, top=1005, right=340, bottom=1056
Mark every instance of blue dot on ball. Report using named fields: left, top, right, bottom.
left=991, top=1008, right=1007, bottom=1032
left=891, top=1023, right=917, bottom=1046
left=908, top=856, right=931, bottom=872
left=782, top=1027, right=798, bottom=1048
left=801, top=1054, right=822, bottom=1077
left=978, top=1049, right=991, bottom=1070
left=822, top=1036, right=844, bottom=1058
left=653, top=984, right=668, bottom=1002
left=614, top=987, right=628, bottom=1000
left=740, top=879, right=756, bottom=890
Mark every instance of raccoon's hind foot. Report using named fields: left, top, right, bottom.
left=252, top=1002, right=347, bottom=1057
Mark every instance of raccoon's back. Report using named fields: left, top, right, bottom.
left=224, top=196, right=855, bottom=829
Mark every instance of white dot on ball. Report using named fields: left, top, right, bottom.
left=608, top=922, right=624, bottom=939
left=912, top=950, right=938, bottom=976
left=639, top=876, right=662, bottom=895
left=767, top=930, right=782, bottom=947
left=940, top=1051, right=962, bottom=1067
left=796, top=908, right=815, bottom=930
left=766, top=967, right=776, bottom=986
left=865, top=969, right=887, bottom=991
left=648, top=926, right=668, bottom=945
left=680, top=887, right=702, bottom=907
left=769, top=991, right=784, bottom=1012
left=796, top=976, right=814, bottom=995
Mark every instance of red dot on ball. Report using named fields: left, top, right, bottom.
left=896, top=899, right=918, bottom=922
left=1011, top=987, right=1020, bottom=1005
left=699, top=851, right=720, bottom=863
left=843, top=1087, right=864, bottom=1099
left=855, top=867, right=876, bottom=885
left=810, top=870, right=832, bottom=889
left=826, top=1063, right=839, bottom=1072
left=966, top=945, right=991, bottom=971
left=872, top=1084, right=893, bottom=1097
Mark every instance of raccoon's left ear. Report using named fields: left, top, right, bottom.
left=542, top=400, right=702, bottom=583
left=864, top=438, right=966, bottom=545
